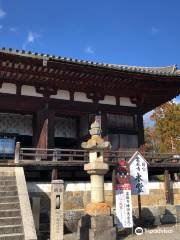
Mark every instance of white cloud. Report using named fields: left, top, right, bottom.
left=85, top=46, right=94, bottom=54
left=0, top=25, right=3, bottom=30
left=9, top=27, right=17, bottom=32
left=0, top=8, right=6, bottom=18
left=151, top=26, right=160, bottom=34
left=27, top=31, right=40, bottom=43
left=22, top=31, right=40, bottom=49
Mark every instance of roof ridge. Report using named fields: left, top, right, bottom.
left=110, top=64, right=177, bottom=69
left=0, top=47, right=180, bottom=77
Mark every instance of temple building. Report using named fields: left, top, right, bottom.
left=0, top=48, right=180, bottom=156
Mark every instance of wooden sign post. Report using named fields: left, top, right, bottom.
left=128, top=151, right=149, bottom=223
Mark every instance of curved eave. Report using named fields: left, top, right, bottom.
left=0, top=47, right=179, bottom=114
left=1, top=47, right=180, bottom=77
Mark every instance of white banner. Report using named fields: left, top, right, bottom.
left=128, top=151, right=149, bottom=195
left=116, top=189, right=133, bottom=228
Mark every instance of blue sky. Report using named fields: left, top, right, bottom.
left=0, top=0, right=179, bottom=123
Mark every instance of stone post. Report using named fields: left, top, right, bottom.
left=50, top=180, right=64, bottom=240
left=14, top=142, right=20, bottom=163
left=77, top=120, right=116, bottom=240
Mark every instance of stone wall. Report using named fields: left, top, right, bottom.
left=27, top=181, right=180, bottom=237
left=27, top=181, right=180, bottom=210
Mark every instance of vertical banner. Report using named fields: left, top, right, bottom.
left=128, top=151, right=149, bottom=195
left=114, top=160, right=133, bottom=228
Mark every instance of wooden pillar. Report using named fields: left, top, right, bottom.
left=164, top=170, right=173, bottom=204
left=137, top=109, right=145, bottom=148
left=48, top=109, right=55, bottom=149
left=101, top=112, right=107, bottom=138
left=52, top=167, right=58, bottom=180
left=33, top=104, right=55, bottom=149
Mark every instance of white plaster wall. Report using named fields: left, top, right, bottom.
left=27, top=181, right=176, bottom=193
left=21, top=85, right=43, bottom=97
left=74, top=92, right=93, bottom=103
left=99, top=95, right=116, bottom=105
left=27, top=182, right=112, bottom=193
left=50, top=90, right=70, bottom=100
left=120, top=97, right=136, bottom=107
left=0, top=83, right=16, bottom=94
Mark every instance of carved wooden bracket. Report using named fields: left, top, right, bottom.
left=130, top=96, right=137, bottom=104
left=16, top=84, right=22, bottom=95
left=87, top=92, right=104, bottom=103
left=36, top=86, right=57, bottom=98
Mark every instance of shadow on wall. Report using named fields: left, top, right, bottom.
left=29, top=184, right=50, bottom=240
left=29, top=183, right=85, bottom=240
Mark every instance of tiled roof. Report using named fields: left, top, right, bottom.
left=1, top=47, right=180, bottom=77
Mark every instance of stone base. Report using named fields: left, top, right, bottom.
left=77, top=214, right=116, bottom=240
left=85, top=203, right=111, bottom=216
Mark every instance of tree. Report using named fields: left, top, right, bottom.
left=144, top=126, right=160, bottom=153
left=144, top=101, right=180, bottom=153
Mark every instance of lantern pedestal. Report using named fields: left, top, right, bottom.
left=77, top=215, right=116, bottom=240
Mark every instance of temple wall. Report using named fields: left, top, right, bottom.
left=0, top=83, right=16, bottom=94
left=21, top=85, right=43, bottom=97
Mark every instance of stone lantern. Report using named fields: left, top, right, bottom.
left=77, top=120, right=116, bottom=240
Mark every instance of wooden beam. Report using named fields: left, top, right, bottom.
left=0, top=93, right=138, bottom=115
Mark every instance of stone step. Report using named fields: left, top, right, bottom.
left=0, top=186, right=17, bottom=192
left=0, top=233, right=24, bottom=240
left=0, top=202, right=20, bottom=210
left=0, top=197, right=19, bottom=203
left=0, top=172, right=15, bottom=177
left=0, top=191, right=18, bottom=197
left=0, top=217, right=22, bottom=226
left=0, top=210, right=21, bottom=218
left=0, top=225, right=23, bottom=235
left=0, top=181, right=16, bottom=186
left=0, top=177, right=16, bottom=181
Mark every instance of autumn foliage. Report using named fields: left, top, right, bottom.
left=144, top=101, right=180, bottom=153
